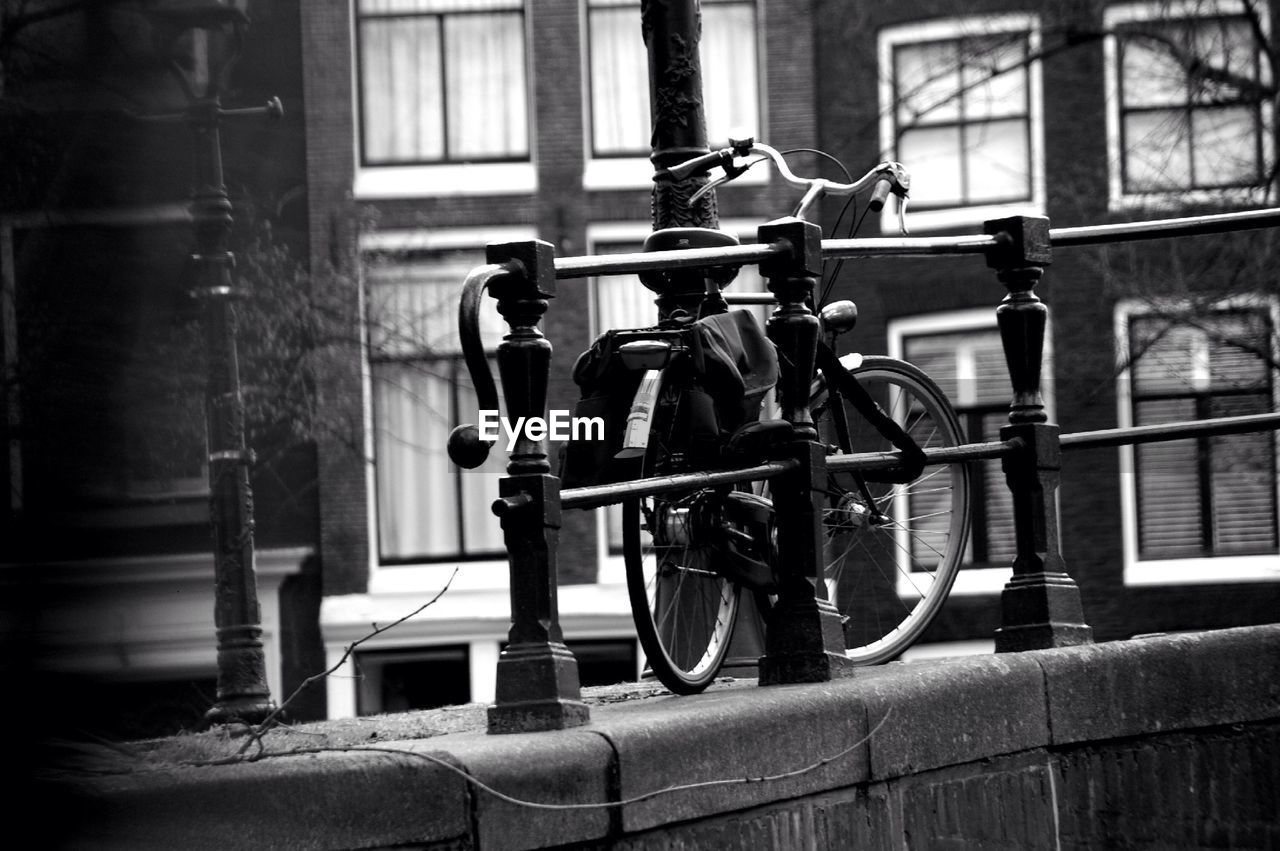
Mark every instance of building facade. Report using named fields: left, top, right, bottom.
left=5, top=0, right=1275, bottom=733
left=301, top=0, right=818, bottom=716
left=814, top=0, right=1280, bottom=644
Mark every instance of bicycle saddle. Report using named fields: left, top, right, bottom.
left=638, top=227, right=741, bottom=295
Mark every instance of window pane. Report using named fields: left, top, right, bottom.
left=702, top=2, right=758, bottom=143
left=367, top=252, right=498, bottom=357
left=1128, top=307, right=1279, bottom=560
left=895, top=41, right=961, bottom=125
left=1135, top=398, right=1203, bottom=560
left=1209, top=313, right=1272, bottom=391
left=1191, top=17, right=1256, bottom=103
left=1124, top=110, right=1192, bottom=191
left=961, top=35, right=1027, bottom=121
left=971, top=337, right=1011, bottom=406
left=963, top=118, right=1031, bottom=203
left=1210, top=395, right=1278, bottom=555
left=375, top=362, right=460, bottom=558
left=589, top=7, right=650, bottom=155
left=445, top=13, right=528, bottom=158
left=903, top=327, right=1022, bottom=568
left=981, top=412, right=1017, bottom=566
left=1121, top=34, right=1188, bottom=108
left=456, top=362, right=506, bottom=553
left=898, top=125, right=964, bottom=207
left=1191, top=106, right=1261, bottom=187
left=360, top=18, right=444, bottom=163
left=361, top=0, right=519, bottom=11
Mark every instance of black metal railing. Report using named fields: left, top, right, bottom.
left=471, top=207, right=1280, bottom=734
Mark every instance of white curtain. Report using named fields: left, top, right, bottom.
left=589, top=5, right=650, bottom=155
left=369, top=253, right=506, bottom=560
left=701, top=2, right=759, bottom=145
left=445, top=13, right=528, bottom=157
left=589, top=0, right=759, bottom=155
left=360, top=18, right=444, bottom=162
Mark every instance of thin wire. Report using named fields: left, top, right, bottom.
left=193, top=708, right=894, bottom=811
left=820, top=203, right=873, bottom=307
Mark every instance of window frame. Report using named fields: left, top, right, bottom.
left=1103, top=0, right=1276, bottom=211
left=351, top=0, right=537, bottom=198
left=888, top=308, right=1055, bottom=596
left=877, top=14, right=1046, bottom=233
left=360, top=226, right=535, bottom=577
left=580, top=0, right=767, bottom=190
left=1115, top=295, right=1280, bottom=585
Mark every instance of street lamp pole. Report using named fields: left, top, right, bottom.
left=152, top=3, right=282, bottom=726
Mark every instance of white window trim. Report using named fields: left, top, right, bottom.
left=1103, top=0, right=1276, bottom=212
left=349, top=3, right=538, bottom=200
left=888, top=308, right=1056, bottom=596
left=359, top=226, right=536, bottom=591
left=877, top=14, right=1047, bottom=233
left=579, top=0, right=769, bottom=191
left=320, top=584, right=636, bottom=718
left=1115, top=295, right=1280, bottom=585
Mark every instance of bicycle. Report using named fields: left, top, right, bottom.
left=452, top=139, right=972, bottom=695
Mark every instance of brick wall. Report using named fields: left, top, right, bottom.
left=813, top=0, right=1280, bottom=643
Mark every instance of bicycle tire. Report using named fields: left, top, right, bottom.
left=811, top=355, right=971, bottom=664
left=621, top=381, right=767, bottom=694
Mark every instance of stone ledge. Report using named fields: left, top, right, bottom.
left=1035, top=623, right=1280, bottom=746
left=46, top=626, right=1280, bottom=850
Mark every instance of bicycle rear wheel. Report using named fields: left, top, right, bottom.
left=621, top=384, right=770, bottom=694
left=812, top=355, right=971, bottom=664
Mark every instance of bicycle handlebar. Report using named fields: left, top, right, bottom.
left=656, top=138, right=912, bottom=232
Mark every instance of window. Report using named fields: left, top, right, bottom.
left=355, top=0, right=528, bottom=166
left=584, top=0, right=760, bottom=186
left=1105, top=1, right=1274, bottom=206
left=878, top=16, right=1044, bottom=231
left=366, top=248, right=507, bottom=562
left=1118, top=299, right=1279, bottom=583
left=890, top=310, right=1054, bottom=594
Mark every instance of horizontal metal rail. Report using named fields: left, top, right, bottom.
left=549, top=207, right=1280, bottom=280
left=1051, top=207, right=1280, bottom=248
left=558, top=410, right=1279, bottom=510
left=559, top=440, right=1020, bottom=510
left=821, top=234, right=999, bottom=259
left=560, top=459, right=798, bottom=509
left=1060, top=411, right=1280, bottom=450
left=554, top=243, right=783, bottom=280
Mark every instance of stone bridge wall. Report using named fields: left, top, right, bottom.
left=58, top=625, right=1279, bottom=849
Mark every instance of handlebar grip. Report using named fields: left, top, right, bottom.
left=657, top=149, right=730, bottom=182
left=868, top=177, right=893, bottom=212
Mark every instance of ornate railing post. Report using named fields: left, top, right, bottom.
left=484, top=240, right=589, bottom=734
left=757, top=218, right=855, bottom=684
left=984, top=216, right=1093, bottom=652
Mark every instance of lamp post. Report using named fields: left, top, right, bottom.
left=150, top=2, right=283, bottom=726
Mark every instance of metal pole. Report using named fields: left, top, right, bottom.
left=644, top=0, right=718, bottom=231
left=189, top=97, right=274, bottom=726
